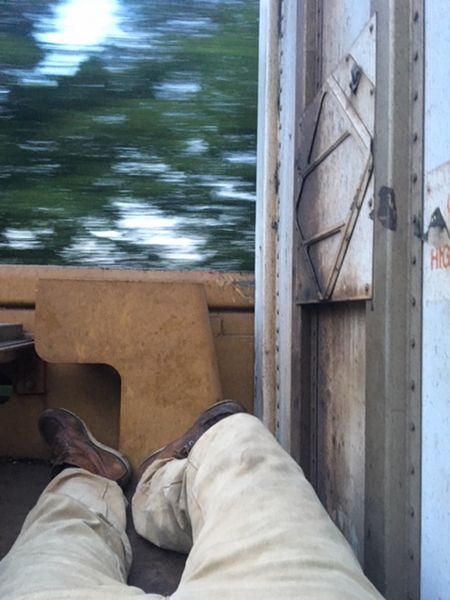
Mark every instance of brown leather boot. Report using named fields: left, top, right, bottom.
left=39, top=408, right=131, bottom=487
left=139, top=400, right=245, bottom=476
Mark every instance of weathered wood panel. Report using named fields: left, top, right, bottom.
left=316, top=302, right=366, bottom=563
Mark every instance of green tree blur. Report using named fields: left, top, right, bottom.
left=0, top=0, right=258, bottom=270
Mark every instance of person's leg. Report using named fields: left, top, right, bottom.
left=133, top=409, right=384, bottom=600
left=133, top=401, right=245, bottom=556
left=0, top=469, right=146, bottom=599
left=0, top=409, right=160, bottom=600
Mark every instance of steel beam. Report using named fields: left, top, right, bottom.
left=365, top=1, right=423, bottom=598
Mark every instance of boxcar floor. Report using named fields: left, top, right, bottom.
left=0, top=458, right=186, bottom=595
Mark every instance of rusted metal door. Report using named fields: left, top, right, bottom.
left=296, top=20, right=375, bottom=303
left=296, top=17, right=375, bottom=304
left=295, top=13, right=375, bottom=565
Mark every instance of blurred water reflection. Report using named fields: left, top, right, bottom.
left=0, top=0, right=257, bottom=270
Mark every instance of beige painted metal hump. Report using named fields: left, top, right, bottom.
left=0, top=270, right=254, bottom=463
left=35, top=279, right=223, bottom=466
left=0, top=266, right=254, bottom=309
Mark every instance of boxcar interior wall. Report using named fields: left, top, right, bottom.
left=256, top=0, right=425, bottom=598
left=421, top=0, right=450, bottom=596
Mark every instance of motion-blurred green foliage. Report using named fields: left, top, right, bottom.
left=0, top=0, right=258, bottom=270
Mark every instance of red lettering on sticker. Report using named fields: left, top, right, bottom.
left=431, top=245, right=450, bottom=270
left=431, top=248, right=440, bottom=269
left=445, top=245, right=450, bottom=269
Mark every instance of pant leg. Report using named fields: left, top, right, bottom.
left=132, top=413, right=384, bottom=600
left=0, top=468, right=160, bottom=600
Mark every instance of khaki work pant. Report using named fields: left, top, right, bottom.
left=0, top=414, right=383, bottom=600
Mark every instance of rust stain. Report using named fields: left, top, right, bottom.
left=377, top=186, right=397, bottom=231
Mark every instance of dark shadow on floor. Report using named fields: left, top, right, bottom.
left=0, top=458, right=186, bottom=594
left=125, top=476, right=186, bottom=594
